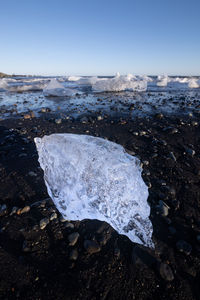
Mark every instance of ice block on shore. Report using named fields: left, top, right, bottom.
left=43, top=79, right=79, bottom=96
left=35, top=133, right=154, bottom=248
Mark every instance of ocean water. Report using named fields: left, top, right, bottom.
left=0, top=74, right=200, bottom=119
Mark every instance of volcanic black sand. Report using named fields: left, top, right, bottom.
left=0, top=112, right=200, bottom=300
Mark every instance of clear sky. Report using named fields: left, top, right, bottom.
left=1, top=0, right=200, bottom=76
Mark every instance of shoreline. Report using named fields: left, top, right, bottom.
left=0, top=113, right=200, bottom=299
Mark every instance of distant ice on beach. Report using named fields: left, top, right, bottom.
left=0, top=78, right=8, bottom=91
left=92, top=73, right=148, bottom=92
left=0, top=74, right=199, bottom=95
left=35, top=133, right=154, bottom=248
left=43, top=78, right=80, bottom=97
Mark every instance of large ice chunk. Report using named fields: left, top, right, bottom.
left=43, top=79, right=79, bottom=96
left=34, top=134, right=153, bottom=248
left=92, top=73, right=147, bottom=92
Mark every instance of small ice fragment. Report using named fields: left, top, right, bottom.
left=0, top=78, right=9, bottom=91
left=188, top=79, right=199, bottom=88
left=67, top=76, right=81, bottom=81
left=157, top=75, right=170, bottom=87
left=34, top=134, right=154, bottom=248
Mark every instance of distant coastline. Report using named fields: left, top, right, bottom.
left=0, top=72, right=9, bottom=78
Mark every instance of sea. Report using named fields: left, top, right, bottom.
left=0, top=74, right=200, bottom=119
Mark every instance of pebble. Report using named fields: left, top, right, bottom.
left=68, top=232, right=80, bottom=246
left=50, top=212, right=57, bottom=221
left=80, top=117, right=89, bottom=123
left=69, top=249, right=79, bottom=261
left=55, top=118, right=62, bottom=124
left=133, top=131, right=139, bottom=136
left=0, top=204, right=8, bottom=217
left=23, top=114, right=31, bottom=119
left=10, top=206, right=18, bottom=216
left=28, top=171, right=37, bottom=177
left=140, top=131, right=147, bottom=136
left=176, top=240, right=192, bottom=255
left=31, top=199, right=47, bottom=208
left=84, top=240, right=101, bottom=254
left=155, top=113, right=164, bottom=119
left=159, top=263, right=174, bottom=281
left=97, top=115, right=103, bottom=121
left=40, top=107, right=50, bottom=113
left=22, top=240, right=31, bottom=252
left=184, top=147, right=195, bottom=156
left=40, top=218, right=49, bottom=230
left=156, top=200, right=169, bottom=216
left=114, top=248, right=120, bottom=258
left=169, top=152, right=176, bottom=162
left=17, top=206, right=30, bottom=215
left=59, top=216, right=68, bottom=223
left=64, top=222, right=75, bottom=229
left=192, top=121, right=198, bottom=126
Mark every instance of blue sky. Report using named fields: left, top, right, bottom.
left=1, top=0, right=200, bottom=76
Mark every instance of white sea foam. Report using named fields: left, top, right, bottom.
left=35, top=133, right=153, bottom=248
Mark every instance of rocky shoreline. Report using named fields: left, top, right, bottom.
left=0, top=113, right=200, bottom=299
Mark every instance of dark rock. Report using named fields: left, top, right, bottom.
left=40, top=218, right=49, bottom=230
left=84, top=240, right=101, bottom=254
left=64, top=222, right=75, bottom=229
left=22, top=241, right=31, bottom=252
left=55, top=118, right=62, bottom=124
left=114, top=248, right=120, bottom=258
left=155, top=113, right=164, bottom=119
left=159, top=263, right=174, bottom=281
left=68, top=232, right=80, bottom=246
left=80, top=117, right=89, bottom=123
left=156, top=200, right=169, bottom=216
left=176, top=240, right=192, bottom=255
left=169, top=152, right=176, bottom=162
left=69, top=249, right=78, bottom=261
left=50, top=212, right=57, bottom=221
left=184, top=147, right=195, bottom=156
left=0, top=204, right=8, bottom=217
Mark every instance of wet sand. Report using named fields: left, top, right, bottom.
left=0, top=112, right=200, bottom=299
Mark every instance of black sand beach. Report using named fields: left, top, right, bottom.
left=0, top=110, right=200, bottom=299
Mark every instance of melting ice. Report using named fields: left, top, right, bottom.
left=35, top=133, right=154, bottom=248
left=0, top=73, right=199, bottom=96
left=92, top=73, right=148, bottom=92
left=43, top=78, right=80, bottom=97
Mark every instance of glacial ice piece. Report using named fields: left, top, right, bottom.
left=34, top=134, right=154, bottom=248
left=43, top=79, right=79, bottom=97
left=92, top=74, right=147, bottom=92
left=0, top=78, right=8, bottom=91
left=188, top=79, right=199, bottom=88
left=67, top=76, right=81, bottom=81
left=157, top=75, right=170, bottom=87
